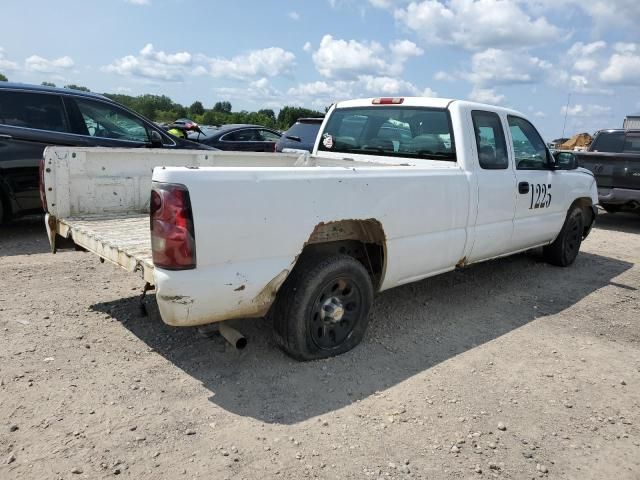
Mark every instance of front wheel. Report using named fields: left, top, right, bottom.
left=543, top=207, right=584, bottom=267
left=272, top=254, right=374, bottom=360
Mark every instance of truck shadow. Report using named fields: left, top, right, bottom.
left=594, top=211, right=640, bottom=234
left=0, top=215, right=50, bottom=257
left=92, top=250, right=633, bottom=425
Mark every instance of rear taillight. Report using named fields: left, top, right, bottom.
left=39, top=157, right=48, bottom=212
left=150, top=183, right=196, bottom=270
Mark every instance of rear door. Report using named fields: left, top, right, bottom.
left=621, top=132, right=640, bottom=191
left=508, top=115, right=566, bottom=250
left=0, top=90, right=80, bottom=213
left=467, top=110, right=517, bottom=262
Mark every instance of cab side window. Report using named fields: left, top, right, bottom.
left=508, top=116, right=550, bottom=170
left=471, top=110, right=508, bottom=169
left=71, top=98, right=150, bottom=143
left=0, top=91, right=68, bottom=132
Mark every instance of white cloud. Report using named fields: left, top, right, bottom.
left=104, top=44, right=191, bottom=81
left=287, top=75, right=436, bottom=107
left=434, top=70, right=455, bottom=82
left=205, top=47, right=296, bottom=79
left=394, top=0, right=561, bottom=50
left=600, top=46, right=640, bottom=85
left=25, top=55, right=74, bottom=73
left=311, top=35, right=423, bottom=79
left=389, top=39, right=424, bottom=59
left=288, top=11, right=300, bottom=20
left=124, top=0, right=151, bottom=4
left=0, top=47, right=18, bottom=71
left=561, top=104, right=611, bottom=117
left=303, top=42, right=312, bottom=52
left=468, top=87, right=505, bottom=104
left=104, top=44, right=295, bottom=82
left=469, top=48, right=551, bottom=86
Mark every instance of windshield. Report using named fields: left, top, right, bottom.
left=318, top=106, right=456, bottom=161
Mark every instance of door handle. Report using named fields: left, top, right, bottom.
left=0, top=134, right=12, bottom=139
left=518, top=182, right=530, bottom=194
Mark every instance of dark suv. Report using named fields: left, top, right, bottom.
left=275, top=118, right=323, bottom=153
left=0, top=83, right=211, bottom=223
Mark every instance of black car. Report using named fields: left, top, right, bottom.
left=0, top=83, right=211, bottom=223
left=275, top=118, right=323, bottom=153
left=192, top=124, right=281, bottom=151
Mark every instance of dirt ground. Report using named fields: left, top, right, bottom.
left=1, top=212, right=639, bottom=480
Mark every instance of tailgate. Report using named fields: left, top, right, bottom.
left=49, top=213, right=154, bottom=284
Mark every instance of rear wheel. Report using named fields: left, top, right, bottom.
left=543, top=207, right=584, bottom=267
left=272, top=254, right=374, bottom=360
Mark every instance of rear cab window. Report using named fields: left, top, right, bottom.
left=318, top=106, right=456, bottom=161
left=590, top=132, right=625, bottom=153
left=0, top=90, right=68, bottom=132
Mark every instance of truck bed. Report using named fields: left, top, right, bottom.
left=54, top=213, right=154, bottom=284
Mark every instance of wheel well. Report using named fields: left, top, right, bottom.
left=569, top=197, right=595, bottom=237
left=0, top=183, right=11, bottom=223
left=300, top=219, right=386, bottom=289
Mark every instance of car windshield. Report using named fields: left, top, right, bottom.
left=317, top=106, right=456, bottom=161
left=284, top=121, right=322, bottom=143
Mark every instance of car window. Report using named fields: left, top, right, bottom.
left=284, top=122, right=321, bottom=143
left=318, top=107, right=456, bottom=161
left=624, top=133, right=640, bottom=153
left=472, top=110, right=509, bottom=170
left=223, top=129, right=259, bottom=142
left=259, top=129, right=281, bottom=142
left=508, top=116, right=549, bottom=170
left=591, top=132, right=625, bottom=153
left=72, top=97, right=150, bottom=143
left=0, top=90, right=68, bottom=132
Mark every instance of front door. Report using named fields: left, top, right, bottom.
left=508, top=116, right=566, bottom=251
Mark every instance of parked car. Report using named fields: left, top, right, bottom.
left=0, top=83, right=212, bottom=223
left=44, top=96, right=598, bottom=360
left=192, top=124, right=281, bottom=151
left=574, top=129, right=640, bottom=213
left=275, top=118, right=323, bottom=152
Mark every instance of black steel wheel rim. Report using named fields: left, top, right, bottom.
left=310, top=276, right=362, bottom=350
left=565, top=216, right=581, bottom=258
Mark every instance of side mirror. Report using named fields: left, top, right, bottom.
left=149, top=130, right=164, bottom=148
left=552, top=151, right=577, bottom=170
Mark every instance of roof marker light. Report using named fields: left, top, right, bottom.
left=372, top=97, right=404, bottom=105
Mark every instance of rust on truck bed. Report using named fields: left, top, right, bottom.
left=54, top=213, right=154, bottom=284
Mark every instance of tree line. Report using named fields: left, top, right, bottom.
left=0, top=74, right=324, bottom=130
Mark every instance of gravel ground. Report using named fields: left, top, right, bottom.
left=1, top=212, right=639, bottom=480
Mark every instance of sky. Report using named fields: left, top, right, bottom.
left=1, top=0, right=639, bottom=140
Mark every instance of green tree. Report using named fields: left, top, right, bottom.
left=0, top=73, right=7, bottom=82
left=213, top=101, right=232, bottom=114
left=64, top=84, right=91, bottom=92
left=257, top=109, right=276, bottom=122
left=189, top=101, right=205, bottom=116
left=277, top=106, right=325, bottom=129
left=41, top=81, right=56, bottom=87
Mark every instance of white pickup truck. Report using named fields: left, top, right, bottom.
left=43, top=97, right=598, bottom=360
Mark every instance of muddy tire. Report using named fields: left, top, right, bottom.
left=543, top=207, right=584, bottom=267
left=272, top=254, right=374, bottom=361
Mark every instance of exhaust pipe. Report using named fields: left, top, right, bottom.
left=219, top=323, right=247, bottom=350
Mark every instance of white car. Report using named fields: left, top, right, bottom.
left=43, top=97, right=598, bottom=360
